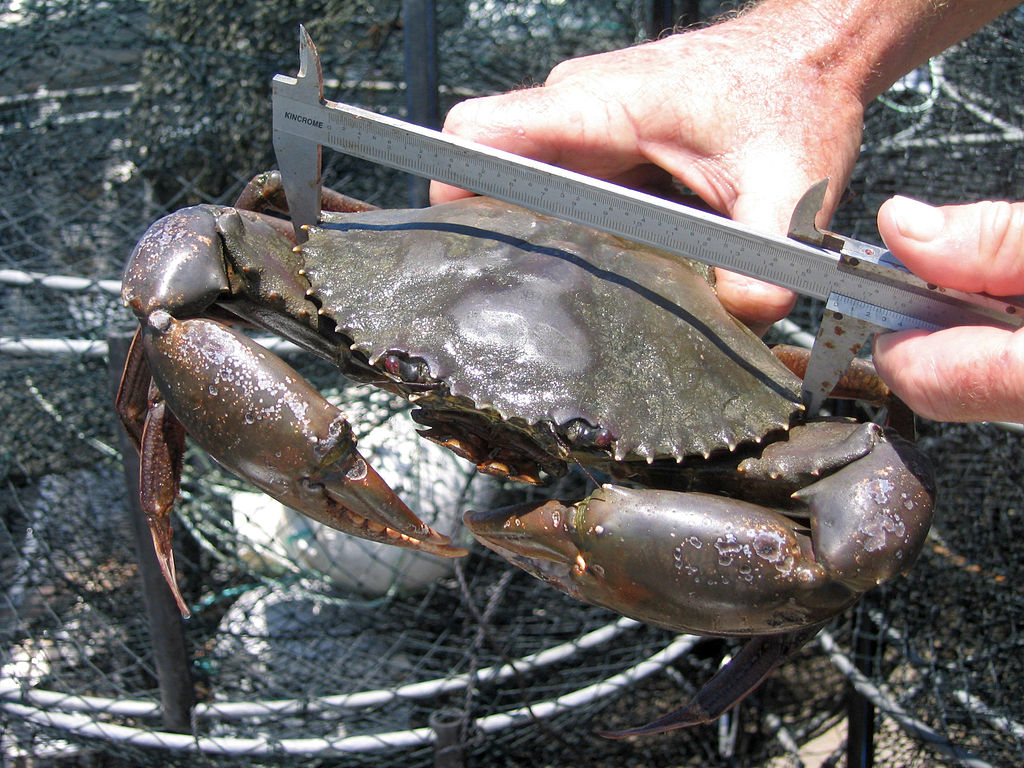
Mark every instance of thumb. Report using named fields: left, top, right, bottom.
left=877, top=196, right=1024, bottom=295
left=873, top=196, right=1024, bottom=423
left=873, top=325, right=1024, bottom=423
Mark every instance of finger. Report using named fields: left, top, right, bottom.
left=711, top=166, right=837, bottom=329
left=873, top=326, right=1024, bottom=423
left=429, top=181, right=476, bottom=206
left=430, top=91, right=563, bottom=205
left=430, top=85, right=646, bottom=205
left=877, top=197, right=1024, bottom=295
left=713, top=271, right=796, bottom=332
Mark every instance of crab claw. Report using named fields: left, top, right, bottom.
left=465, top=488, right=848, bottom=734
left=465, top=485, right=861, bottom=637
left=140, top=311, right=465, bottom=609
left=466, top=421, right=935, bottom=733
left=465, top=487, right=836, bottom=734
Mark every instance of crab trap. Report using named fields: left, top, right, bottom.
left=2, top=2, right=1024, bottom=766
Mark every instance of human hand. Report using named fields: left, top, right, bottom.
left=872, top=196, right=1024, bottom=423
left=430, top=12, right=866, bottom=328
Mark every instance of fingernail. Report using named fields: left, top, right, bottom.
left=890, top=196, right=944, bottom=242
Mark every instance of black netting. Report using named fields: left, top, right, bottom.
left=2, top=1, right=1023, bottom=766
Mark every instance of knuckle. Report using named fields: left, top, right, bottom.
left=546, top=55, right=590, bottom=85
left=545, top=59, right=574, bottom=84
left=977, top=200, right=1024, bottom=280
left=441, top=100, right=472, bottom=133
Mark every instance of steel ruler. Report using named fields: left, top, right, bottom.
left=271, top=27, right=1023, bottom=415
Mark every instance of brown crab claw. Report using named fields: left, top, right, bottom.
left=138, top=312, right=466, bottom=609
left=463, top=501, right=584, bottom=592
left=466, top=489, right=832, bottom=735
left=310, top=444, right=466, bottom=557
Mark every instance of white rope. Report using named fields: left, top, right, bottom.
left=0, top=337, right=110, bottom=357
left=0, top=269, right=121, bottom=295
left=0, top=617, right=647, bottom=721
left=0, top=632, right=700, bottom=756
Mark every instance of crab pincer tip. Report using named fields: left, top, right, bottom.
left=597, top=705, right=709, bottom=739
left=413, top=534, right=470, bottom=558
left=148, top=523, right=192, bottom=619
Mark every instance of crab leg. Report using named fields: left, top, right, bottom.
left=114, top=328, right=150, bottom=452
left=138, top=385, right=190, bottom=615
left=129, top=311, right=466, bottom=614
left=770, top=343, right=917, bottom=438
left=601, top=623, right=824, bottom=737
left=116, top=329, right=191, bottom=616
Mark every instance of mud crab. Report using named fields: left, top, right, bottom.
left=117, top=172, right=935, bottom=735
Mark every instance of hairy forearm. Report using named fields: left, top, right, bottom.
left=735, top=0, right=1020, bottom=103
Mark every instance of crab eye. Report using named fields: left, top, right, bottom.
left=561, top=418, right=613, bottom=451
left=382, top=352, right=430, bottom=384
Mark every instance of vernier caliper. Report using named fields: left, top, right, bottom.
left=271, top=27, right=1024, bottom=415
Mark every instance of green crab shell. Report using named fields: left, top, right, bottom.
left=300, top=197, right=803, bottom=462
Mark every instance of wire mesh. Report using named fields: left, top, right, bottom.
left=2, top=1, right=1023, bottom=766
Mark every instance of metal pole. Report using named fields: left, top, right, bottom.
left=107, top=333, right=194, bottom=734
left=847, top=604, right=877, bottom=768
left=403, top=0, right=440, bottom=207
left=645, top=1, right=705, bottom=38
left=678, top=0, right=702, bottom=29
left=644, top=0, right=675, bottom=38
left=430, top=707, right=465, bottom=768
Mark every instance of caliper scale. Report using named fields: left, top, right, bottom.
left=271, top=27, right=1024, bottom=416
